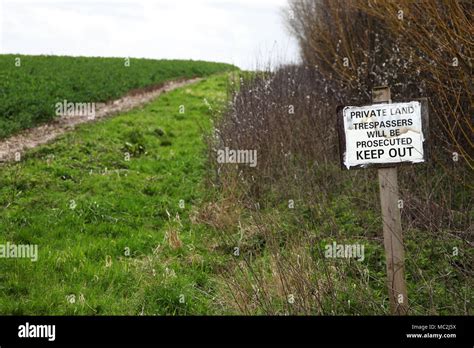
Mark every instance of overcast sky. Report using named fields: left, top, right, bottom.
left=0, top=0, right=299, bottom=69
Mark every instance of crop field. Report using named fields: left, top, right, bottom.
left=0, top=55, right=235, bottom=138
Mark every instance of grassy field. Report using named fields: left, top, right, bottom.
left=0, top=68, right=470, bottom=316
left=0, top=74, right=232, bottom=315
left=0, top=55, right=236, bottom=139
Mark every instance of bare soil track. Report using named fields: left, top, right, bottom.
left=0, top=77, right=202, bottom=163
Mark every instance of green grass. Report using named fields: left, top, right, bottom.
left=1, top=68, right=468, bottom=316
left=0, top=54, right=236, bottom=138
left=0, top=74, right=232, bottom=315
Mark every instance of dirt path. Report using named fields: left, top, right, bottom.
left=0, top=77, right=202, bottom=163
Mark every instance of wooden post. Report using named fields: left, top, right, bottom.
left=373, top=86, right=409, bottom=315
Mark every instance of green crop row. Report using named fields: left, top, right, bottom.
left=0, top=54, right=237, bottom=138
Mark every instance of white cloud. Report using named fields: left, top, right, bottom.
left=0, top=0, right=299, bottom=69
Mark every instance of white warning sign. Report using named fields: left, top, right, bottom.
left=342, top=101, right=425, bottom=169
